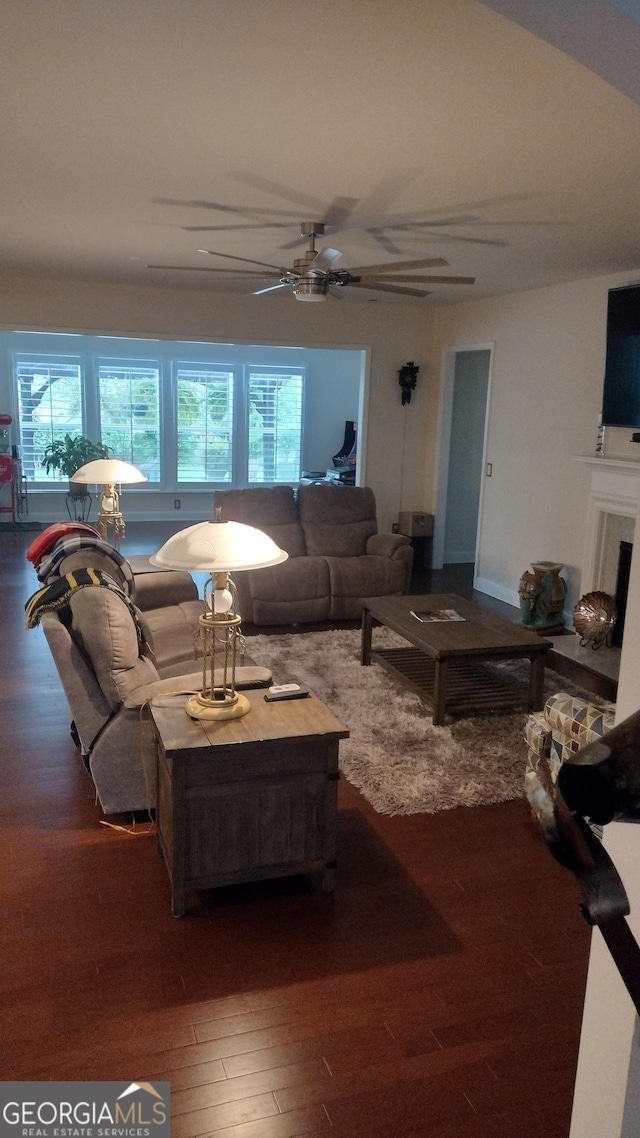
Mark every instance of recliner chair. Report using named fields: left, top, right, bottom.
left=28, top=532, right=271, bottom=814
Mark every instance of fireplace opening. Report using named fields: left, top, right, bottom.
left=612, top=540, right=633, bottom=648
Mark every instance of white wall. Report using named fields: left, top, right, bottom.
left=424, top=270, right=640, bottom=614
left=0, top=273, right=433, bottom=532
left=303, top=347, right=362, bottom=472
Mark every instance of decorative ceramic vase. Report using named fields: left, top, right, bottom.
left=518, top=561, right=567, bottom=630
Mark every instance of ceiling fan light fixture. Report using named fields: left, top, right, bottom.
left=293, top=278, right=328, bottom=302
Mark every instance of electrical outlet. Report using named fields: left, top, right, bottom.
left=174, top=499, right=181, bottom=509
left=392, top=522, right=399, bottom=533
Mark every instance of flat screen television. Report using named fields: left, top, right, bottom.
left=602, top=283, right=640, bottom=428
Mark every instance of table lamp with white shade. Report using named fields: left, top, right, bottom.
left=71, top=458, right=148, bottom=548
left=152, top=514, right=288, bottom=721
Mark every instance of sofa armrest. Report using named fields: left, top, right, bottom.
left=545, top=692, right=616, bottom=747
left=366, top=532, right=412, bottom=560
left=123, top=663, right=272, bottom=708
left=365, top=532, right=413, bottom=594
left=123, top=670, right=202, bottom=708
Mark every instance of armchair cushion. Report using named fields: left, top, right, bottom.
left=298, top=483, right=377, bottom=557
left=69, top=588, right=159, bottom=709
left=247, top=556, right=331, bottom=625
left=137, top=600, right=205, bottom=675
left=127, top=564, right=199, bottom=611
left=325, top=555, right=410, bottom=620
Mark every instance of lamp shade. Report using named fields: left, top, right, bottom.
left=71, top=459, right=148, bottom=485
left=151, top=520, right=288, bottom=572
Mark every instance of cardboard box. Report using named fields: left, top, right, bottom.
left=397, top=511, right=434, bottom=538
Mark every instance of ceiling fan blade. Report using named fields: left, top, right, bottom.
left=230, top=172, right=325, bottom=213
left=198, top=248, right=288, bottom=272
left=401, top=215, right=479, bottom=228
left=399, top=226, right=507, bottom=247
left=349, top=281, right=430, bottom=298
left=153, top=197, right=300, bottom=218
left=183, top=222, right=292, bottom=232
left=312, top=247, right=343, bottom=271
left=360, top=274, right=476, bottom=285
left=253, top=283, right=290, bottom=296
left=146, top=264, right=280, bottom=278
left=322, top=196, right=359, bottom=229
left=347, top=257, right=448, bottom=274
left=153, top=197, right=248, bottom=213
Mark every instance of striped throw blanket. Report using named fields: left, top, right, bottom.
left=25, top=568, right=147, bottom=654
left=36, top=534, right=135, bottom=594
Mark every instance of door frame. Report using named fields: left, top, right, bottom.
left=432, top=342, right=494, bottom=585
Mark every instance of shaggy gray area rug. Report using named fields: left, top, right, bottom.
left=247, top=626, right=584, bottom=816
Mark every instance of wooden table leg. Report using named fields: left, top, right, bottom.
left=528, top=652, right=547, bottom=711
left=361, top=606, right=373, bottom=666
left=432, top=658, right=448, bottom=726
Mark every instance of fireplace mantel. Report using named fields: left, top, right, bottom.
left=574, top=453, right=640, bottom=476
left=574, top=455, right=640, bottom=595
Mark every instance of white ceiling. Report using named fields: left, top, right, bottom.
left=2, top=0, right=640, bottom=306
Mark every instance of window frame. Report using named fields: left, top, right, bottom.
left=174, top=360, right=236, bottom=486
left=96, top=355, right=163, bottom=483
left=12, top=344, right=307, bottom=491
left=13, top=351, right=85, bottom=486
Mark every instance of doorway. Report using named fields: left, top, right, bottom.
left=432, top=346, right=492, bottom=583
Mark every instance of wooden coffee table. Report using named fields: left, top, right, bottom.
left=361, top=593, right=550, bottom=726
left=150, top=689, right=349, bottom=916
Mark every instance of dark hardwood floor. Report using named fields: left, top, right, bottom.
left=0, top=524, right=591, bottom=1137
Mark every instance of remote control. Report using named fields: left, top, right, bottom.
left=264, top=683, right=310, bottom=702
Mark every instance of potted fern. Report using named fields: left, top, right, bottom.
left=42, top=433, right=110, bottom=495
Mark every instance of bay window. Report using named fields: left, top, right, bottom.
left=12, top=338, right=305, bottom=489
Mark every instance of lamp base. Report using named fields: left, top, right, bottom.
left=185, top=691, right=251, bottom=722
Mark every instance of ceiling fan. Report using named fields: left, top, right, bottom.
left=148, top=221, right=476, bottom=302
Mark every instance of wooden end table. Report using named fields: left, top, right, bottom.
left=150, top=689, right=349, bottom=916
left=361, top=593, right=550, bottom=726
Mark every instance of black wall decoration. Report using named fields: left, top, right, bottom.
left=398, top=361, right=419, bottom=405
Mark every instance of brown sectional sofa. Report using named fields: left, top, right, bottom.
left=214, top=483, right=413, bottom=625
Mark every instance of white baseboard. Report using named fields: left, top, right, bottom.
left=474, top=576, right=520, bottom=608
left=474, top=575, right=574, bottom=628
